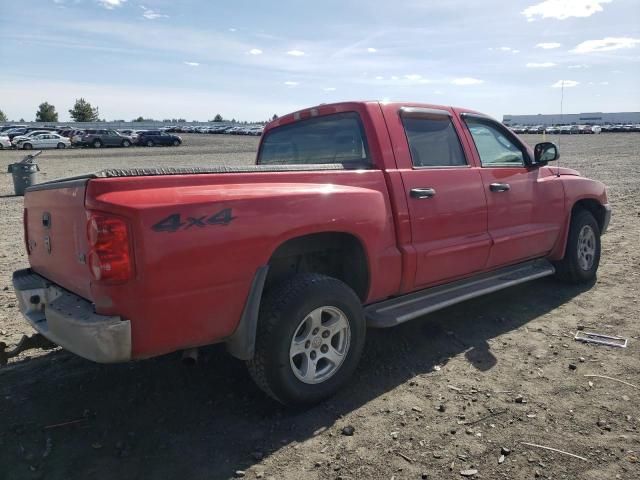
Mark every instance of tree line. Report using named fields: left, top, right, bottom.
left=0, top=102, right=280, bottom=124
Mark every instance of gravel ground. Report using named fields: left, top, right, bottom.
left=0, top=133, right=638, bottom=480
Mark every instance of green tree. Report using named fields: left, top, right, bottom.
left=213, top=114, right=223, bottom=122
left=0, top=109, right=7, bottom=122
left=68, top=98, right=100, bottom=122
left=35, top=102, right=58, bottom=122
left=133, top=116, right=145, bottom=122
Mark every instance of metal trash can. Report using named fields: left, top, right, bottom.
left=8, top=151, right=41, bottom=196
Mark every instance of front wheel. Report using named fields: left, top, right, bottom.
left=554, top=209, right=601, bottom=283
left=93, top=139, right=102, bottom=148
left=23, top=143, right=33, bottom=150
left=146, top=139, right=154, bottom=147
left=122, top=140, right=131, bottom=147
left=247, top=274, right=365, bottom=406
left=57, top=142, right=66, bottom=149
left=172, top=139, right=180, bottom=146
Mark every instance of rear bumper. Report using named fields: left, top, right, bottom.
left=12, top=269, right=131, bottom=363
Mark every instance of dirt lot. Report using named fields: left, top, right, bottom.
left=1, top=133, right=638, bottom=480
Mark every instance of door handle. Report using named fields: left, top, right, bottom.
left=490, top=183, right=510, bottom=192
left=410, top=187, right=436, bottom=199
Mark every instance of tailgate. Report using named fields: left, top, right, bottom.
left=24, top=179, right=93, bottom=300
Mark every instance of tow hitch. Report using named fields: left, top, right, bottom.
left=0, top=334, right=56, bottom=366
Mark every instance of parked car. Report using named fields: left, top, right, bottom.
left=136, top=130, right=182, bottom=147
left=0, top=135, right=11, bottom=149
left=75, top=129, right=133, bottom=148
left=10, top=130, right=55, bottom=145
left=118, top=130, right=143, bottom=142
left=4, top=128, right=29, bottom=140
left=544, top=126, right=560, bottom=134
left=12, top=101, right=610, bottom=406
left=13, top=133, right=71, bottom=149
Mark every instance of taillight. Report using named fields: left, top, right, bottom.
left=87, top=214, right=132, bottom=283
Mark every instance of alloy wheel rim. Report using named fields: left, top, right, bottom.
left=577, top=225, right=596, bottom=271
left=289, top=306, right=351, bottom=385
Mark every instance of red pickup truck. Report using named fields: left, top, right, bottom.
left=13, top=101, right=610, bottom=405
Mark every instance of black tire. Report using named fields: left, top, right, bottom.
left=146, top=139, right=154, bottom=147
left=172, top=139, right=180, bottom=146
left=93, top=139, right=102, bottom=148
left=554, top=209, right=601, bottom=283
left=23, top=143, right=33, bottom=150
left=122, top=140, right=131, bottom=147
left=247, top=274, right=365, bottom=406
left=57, top=143, right=65, bottom=149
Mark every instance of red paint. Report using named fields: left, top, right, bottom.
left=23, top=101, right=609, bottom=360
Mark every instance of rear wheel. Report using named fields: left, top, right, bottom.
left=57, top=142, right=66, bottom=149
left=122, top=140, right=131, bottom=147
left=93, top=139, right=102, bottom=148
left=23, top=143, right=33, bottom=150
left=247, top=274, right=365, bottom=406
left=554, top=209, right=601, bottom=283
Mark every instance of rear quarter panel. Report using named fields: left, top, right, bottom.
left=86, top=170, right=401, bottom=358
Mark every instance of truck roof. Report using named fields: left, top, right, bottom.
left=264, top=100, right=486, bottom=133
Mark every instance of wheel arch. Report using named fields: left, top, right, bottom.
left=226, top=231, right=370, bottom=361
left=551, top=196, right=608, bottom=261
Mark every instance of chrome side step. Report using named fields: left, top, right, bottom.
left=365, top=259, right=555, bottom=328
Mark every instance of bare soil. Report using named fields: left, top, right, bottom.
left=0, top=133, right=638, bottom=480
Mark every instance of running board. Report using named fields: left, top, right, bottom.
left=365, top=259, right=555, bottom=328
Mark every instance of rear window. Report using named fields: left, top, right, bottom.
left=258, top=112, right=370, bottom=167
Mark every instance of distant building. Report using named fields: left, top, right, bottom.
left=502, top=112, right=640, bottom=126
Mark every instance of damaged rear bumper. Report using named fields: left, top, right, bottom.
left=12, top=269, right=131, bottom=363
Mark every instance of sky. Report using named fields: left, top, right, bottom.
left=0, top=0, right=639, bottom=122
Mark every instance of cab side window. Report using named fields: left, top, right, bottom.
left=465, top=119, right=526, bottom=167
left=402, top=114, right=467, bottom=168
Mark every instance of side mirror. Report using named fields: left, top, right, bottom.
left=534, top=142, right=559, bottom=164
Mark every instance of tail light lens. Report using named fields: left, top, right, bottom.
left=87, top=213, right=132, bottom=283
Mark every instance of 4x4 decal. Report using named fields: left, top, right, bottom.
left=152, top=208, right=235, bottom=233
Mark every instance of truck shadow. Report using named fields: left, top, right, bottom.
left=0, top=278, right=592, bottom=480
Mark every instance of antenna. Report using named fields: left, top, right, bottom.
left=557, top=80, right=564, bottom=177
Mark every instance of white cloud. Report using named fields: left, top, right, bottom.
left=571, top=37, right=640, bottom=53
left=551, top=80, right=579, bottom=88
left=391, top=76, right=399, bottom=80
left=497, top=46, right=520, bottom=54
left=97, top=0, right=126, bottom=9
left=184, top=61, right=200, bottom=67
left=404, top=74, right=422, bottom=81
left=600, top=81, right=609, bottom=85
left=452, top=77, right=484, bottom=85
left=568, top=64, right=589, bottom=68
left=248, top=48, right=262, bottom=55
left=140, top=6, right=168, bottom=20
left=323, top=87, right=336, bottom=92
left=367, top=47, right=377, bottom=53
left=522, top=0, right=611, bottom=21
left=286, top=50, right=305, bottom=56
left=284, top=81, right=299, bottom=86
left=375, top=76, right=384, bottom=80
left=228, top=28, right=237, bottom=32
left=526, top=62, right=557, bottom=68
left=536, top=42, right=561, bottom=49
